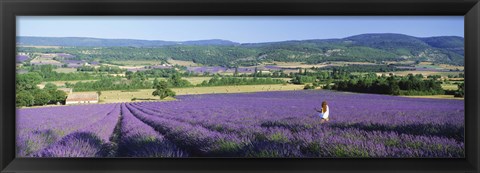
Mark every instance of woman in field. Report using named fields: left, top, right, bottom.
left=315, top=101, right=330, bottom=122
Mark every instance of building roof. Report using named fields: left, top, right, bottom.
left=66, top=92, right=98, bottom=102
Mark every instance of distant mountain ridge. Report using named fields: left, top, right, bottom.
left=17, top=36, right=239, bottom=47
left=17, top=33, right=465, bottom=65
left=17, top=34, right=464, bottom=48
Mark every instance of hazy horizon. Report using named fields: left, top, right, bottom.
left=17, top=32, right=465, bottom=45
left=17, top=16, right=464, bottom=43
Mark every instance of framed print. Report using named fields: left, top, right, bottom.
left=1, top=0, right=479, bottom=172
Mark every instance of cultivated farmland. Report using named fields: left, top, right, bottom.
left=16, top=90, right=464, bottom=158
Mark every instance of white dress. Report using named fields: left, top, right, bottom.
left=318, top=105, right=329, bottom=119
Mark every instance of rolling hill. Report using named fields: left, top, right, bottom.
left=17, top=37, right=239, bottom=47
left=17, top=34, right=464, bottom=66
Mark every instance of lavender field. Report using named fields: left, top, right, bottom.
left=16, top=90, right=464, bottom=158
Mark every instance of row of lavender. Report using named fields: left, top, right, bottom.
left=127, top=90, right=464, bottom=157
left=16, top=90, right=464, bottom=157
left=17, top=104, right=117, bottom=156
left=16, top=103, right=186, bottom=157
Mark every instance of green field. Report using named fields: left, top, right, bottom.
left=442, top=83, right=459, bottom=90
left=167, top=59, right=198, bottom=66
left=54, top=68, right=78, bottom=73
left=111, top=60, right=164, bottom=66
left=182, top=77, right=213, bottom=85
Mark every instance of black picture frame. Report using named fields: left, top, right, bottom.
left=1, top=0, right=479, bottom=172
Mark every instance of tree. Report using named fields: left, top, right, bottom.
left=125, top=71, right=134, bottom=80
left=152, top=80, right=176, bottom=99
left=42, top=83, right=67, bottom=104
left=16, top=72, right=42, bottom=91
left=16, top=91, right=34, bottom=107
left=323, top=83, right=332, bottom=90
left=49, top=90, right=67, bottom=104
left=388, top=82, right=401, bottom=95
left=32, top=89, right=51, bottom=106
left=43, top=83, right=58, bottom=92
left=168, top=73, right=182, bottom=87
left=304, top=84, right=315, bottom=90
left=454, top=83, right=464, bottom=98
left=153, top=78, right=160, bottom=88
left=135, top=72, right=147, bottom=81
left=234, top=67, right=239, bottom=77
left=427, top=75, right=441, bottom=80
left=167, top=73, right=192, bottom=88
left=291, top=75, right=316, bottom=84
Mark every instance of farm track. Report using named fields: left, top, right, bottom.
left=108, top=106, right=124, bottom=157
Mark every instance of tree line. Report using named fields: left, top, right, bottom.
left=197, top=76, right=286, bottom=87
left=326, top=74, right=445, bottom=96
left=318, top=64, right=414, bottom=73
left=77, top=65, right=125, bottom=74
left=24, top=64, right=100, bottom=81
left=16, top=73, right=67, bottom=107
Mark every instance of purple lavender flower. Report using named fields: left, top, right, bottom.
left=16, top=55, right=29, bottom=62
left=17, top=90, right=464, bottom=158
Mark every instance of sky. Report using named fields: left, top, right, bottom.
left=17, top=16, right=464, bottom=43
